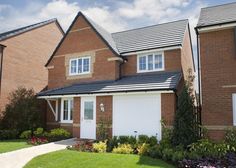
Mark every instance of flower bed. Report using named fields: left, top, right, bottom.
left=67, top=128, right=236, bottom=168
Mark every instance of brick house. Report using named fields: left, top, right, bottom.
left=0, top=19, right=64, bottom=114
left=38, top=12, right=194, bottom=140
left=196, top=2, right=236, bottom=140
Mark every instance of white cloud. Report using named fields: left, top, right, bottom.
left=118, top=0, right=190, bottom=21
left=38, top=0, right=79, bottom=30
left=83, top=7, right=127, bottom=32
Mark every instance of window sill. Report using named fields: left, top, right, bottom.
left=137, top=69, right=165, bottom=73
left=60, top=121, right=73, bottom=124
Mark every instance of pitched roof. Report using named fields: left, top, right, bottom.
left=197, top=2, right=236, bottom=28
left=112, top=20, right=188, bottom=54
left=0, top=18, right=64, bottom=41
left=86, top=16, right=119, bottom=54
left=37, top=71, right=181, bottom=97
left=45, top=12, right=189, bottom=66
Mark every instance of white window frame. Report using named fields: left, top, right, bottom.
left=233, top=94, right=236, bottom=126
left=137, top=52, right=164, bottom=73
left=69, top=56, right=91, bottom=76
left=61, top=98, right=73, bottom=123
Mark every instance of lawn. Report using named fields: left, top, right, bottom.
left=0, top=139, right=32, bottom=153
left=24, top=150, right=174, bottom=168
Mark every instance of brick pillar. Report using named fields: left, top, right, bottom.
left=96, top=96, right=113, bottom=139
left=161, top=93, right=176, bottom=127
left=73, top=97, right=81, bottom=138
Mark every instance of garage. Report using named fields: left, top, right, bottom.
left=112, top=93, right=162, bottom=140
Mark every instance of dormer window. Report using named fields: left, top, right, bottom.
left=69, top=56, right=91, bottom=76
left=137, top=52, right=164, bottom=73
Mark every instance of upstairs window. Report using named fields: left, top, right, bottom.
left=69, top=56, right=91, bottom=75
left=137, top=52, right=164, bottom=72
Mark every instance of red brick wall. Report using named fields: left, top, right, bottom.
left=200, top=28, right=236, bottom=140
left=181, top=27, right=195, bottom=79
left=47, top=15, right=120, bottom=89
left=73, top=97, right=81, bottom=137
left=96, top=96, right=113, bottom=138
left=0, top=22, right=63, bottom=113
left=161, top=93, right=176, bottom=126
left=121, top=49, right=182, bottom=76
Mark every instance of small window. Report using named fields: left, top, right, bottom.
left=61, top=98, right=73, bottom=123
left=137, top=52, right=164, bottom=72
left=233, top=94, right=236, bottom=126
left=69, top=56, right=91, bottom=75
left=84, top=101, right=94, bottom=120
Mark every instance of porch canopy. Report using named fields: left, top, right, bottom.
left=37, top=71, right=182, bottom=98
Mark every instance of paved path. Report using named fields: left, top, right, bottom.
left=0, top=138, right=76, bottom=168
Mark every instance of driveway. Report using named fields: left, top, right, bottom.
left=0, top=138, right=76, bottom=168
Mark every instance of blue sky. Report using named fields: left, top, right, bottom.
left=0, top=0, right=235, bottom=88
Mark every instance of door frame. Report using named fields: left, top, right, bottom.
left=80, top=96, right=96, bottom=139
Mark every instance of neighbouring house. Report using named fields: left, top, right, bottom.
left=196, top=2, right=236, bottom=140
left=37, top=12, right=195, bottom=140
left=0, top=19, right=64, bottom=114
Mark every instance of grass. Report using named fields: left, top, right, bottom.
left=24, top=150, right=174, bottom=168
left=0, top=139, right=32, bottom=153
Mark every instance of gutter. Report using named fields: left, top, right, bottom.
left=0, top=44, right=6, bottom=94
left=37, top=89, right=175, bottom=99
left=195, top=27, right=202, bottom=127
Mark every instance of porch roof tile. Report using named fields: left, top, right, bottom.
left=37, top=71, right=182, bottom=97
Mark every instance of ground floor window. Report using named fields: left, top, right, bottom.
left=233, top=94, right=236, bottom=126
left=61, top=98, right=73, bottom=123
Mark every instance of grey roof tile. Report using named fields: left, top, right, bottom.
left=197, top=2, right=236, bottom=27
left=86, top=16, right=119, bottom=55
left=37, top=71, right=181, bottom=96
left=112, top=20, right=188, bottom=54
left=0, top=18, right=58, bottom=41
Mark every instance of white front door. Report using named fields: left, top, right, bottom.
left=80, top=97, right=96, bottom=139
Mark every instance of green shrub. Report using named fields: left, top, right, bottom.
left=128, top=136, right=137, bottom=146
left=112, top=144, right=133, bottom=154
left=162, top=148, right=174, bottom=161
left=137, top=143, right=150, bottom=155
left=0, top=87, right=43, bottom=133
left=148, top=145, right=162, bottom=158
left=33, top=128, right=44, bottom=137
left=20, top=130, right=32, bottom=139
left=118, top=136, right=130, bottom=144
left=106, top=136, right=118, bottom=152
left=0, top=130, right=19, bottom=140
left=171, top=150, right=186, bottom=163
left=138, top=135, right=149, bottom=144
left=46, top=128, right=71, bottom=142
left=171, top=70, right=199, bottom=148
left=93, top=141, right=107, bottom=153
left=225, top=128, right=236, bottom=149
left=148, top=136, right=157, bottom=146
left=189, top=139, right=231, bottom=158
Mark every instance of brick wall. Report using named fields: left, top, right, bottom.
left=161, top=93, right=176, bottom=126
left=181, top=27, right=195, bottom=79
left=0, top=22, right=63, bottom=113
left=121, top=49, right=182, bottom=76
left=96, top=96, right=113, bottom=138
left=200, top=28, right=236, bottom=140
left=47, top=15, right=120, bottom=89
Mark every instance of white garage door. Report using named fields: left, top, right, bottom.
left=113, top=93, right=162, bottom=140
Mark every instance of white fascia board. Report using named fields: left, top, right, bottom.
left=121, top=46, right=182, bottom=56
left=37, top=90, right=174, bottom=99
left=197, top=22, right=236, bottom=33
